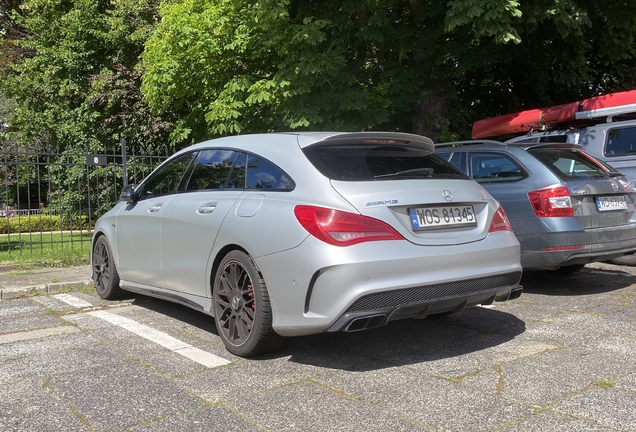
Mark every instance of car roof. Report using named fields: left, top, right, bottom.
left=183, top=131, right=433, bottom=150
left=436, top=140, right=584, bottom=152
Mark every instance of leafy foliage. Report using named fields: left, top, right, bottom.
left=0, top=0, right=173, bottom=216
left=2, top=0, right=636, bottom=155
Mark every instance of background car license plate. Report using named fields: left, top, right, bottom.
left=596, top=195, right=628, bottom=211
left=409, top=205, right=476, bottom=230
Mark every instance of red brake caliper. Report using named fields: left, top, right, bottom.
left=248, top=284, right=255, bottom=310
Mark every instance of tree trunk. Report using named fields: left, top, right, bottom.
left=411, top=88, right=449, bottom=141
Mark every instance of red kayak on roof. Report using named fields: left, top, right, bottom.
left=471, top=90, right=636, bottom=139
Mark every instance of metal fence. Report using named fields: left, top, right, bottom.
left=0, top=141, right=173, bottom=261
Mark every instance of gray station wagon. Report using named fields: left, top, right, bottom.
left=436, top=140, right=636, bottom=272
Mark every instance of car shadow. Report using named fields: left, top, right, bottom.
left=124, top=294, right=220, bottom=335
left=126, top=293, right=526, bottom=371
left=280, top=308, right=526, bottom=371
left=520, top=266, right=635, bottom=296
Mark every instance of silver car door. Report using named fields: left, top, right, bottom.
left=160, top=150, right=246, bottom=297
left=115, top=152, right=196, bottom=288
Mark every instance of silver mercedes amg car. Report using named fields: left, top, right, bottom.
left=91, top=132, right=522, bottom=357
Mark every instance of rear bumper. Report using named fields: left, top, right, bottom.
left=255, top=231, right=522, bottom=337
left=518, top=225, right=636, bottom=269
left=328, top=274, right=522, bottom=332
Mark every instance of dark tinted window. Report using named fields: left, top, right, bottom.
left=227, top=153, right=247, bottom=188
left=303, top=144, right=467, bottom=181
left=605, top=126, right=636, bottom=157
left=528, top=148, right=607, bottom=180
left=246, top=155, right=294, bottom=190
left=468, top=153, right=527, bottom=183
left=538, top=135, right=568, bottom=143
left=138, top=153, right=196, bottom=199
left=185, top=149, right=241, bottom=191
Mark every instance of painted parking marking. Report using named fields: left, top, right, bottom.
left=53, top=293, right=94, bottom=308
left=55, top=294, right=230, bottom=368
left=88, top=309, right=230, bottom=369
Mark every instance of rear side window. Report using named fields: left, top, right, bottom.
left=302, top=144, right=468, bottom=181
left=605, top=126, right=636, bottom=157
left=246, top=155, right=294, bottom=190
left=438, top=152, right=464, bottom=170
left=529, top=148, right=607, bottom=180
left=468, top=153, right=528, bottom=183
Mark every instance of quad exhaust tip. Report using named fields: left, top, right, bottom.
left=508, top=287, right=523, bottom=300
left=344, top=314, right=387, bottom=332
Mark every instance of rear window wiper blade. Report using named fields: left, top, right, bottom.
left=606, top=171, right=624, bottom=178
left=374, top=168, right=434, bottom=179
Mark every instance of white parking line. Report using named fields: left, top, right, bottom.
left=88, top=310, right=230, bottom=369
left=53, top=293, right=94, bottom=308
left=55, top=294, right=230, bottom=368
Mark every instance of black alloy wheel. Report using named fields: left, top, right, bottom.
left=92, top=236, right=122, bottom=300
left=213, top=251, right=284, bottom=357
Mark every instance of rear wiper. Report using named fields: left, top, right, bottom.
left=606, top=171, right=623, bottom=178
left=374, top=168, right=434, bottom=179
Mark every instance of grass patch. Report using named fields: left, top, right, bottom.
left=594, top=379, right=615, bottom=388
left=0, top=231, right=92, bottom=268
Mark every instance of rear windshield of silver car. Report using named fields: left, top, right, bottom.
left=527, top=148, right=608, bottom=180
left=302, top=144, right=469, bottom=181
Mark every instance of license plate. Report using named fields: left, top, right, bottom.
left=596, top=195, right=628, bottom=211
left=409, top=205, right=477, bottom=230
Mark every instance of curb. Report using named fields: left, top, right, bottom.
left=0, top=279, right=94, bottom=300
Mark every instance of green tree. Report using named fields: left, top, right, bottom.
left=1, top=0, right=172, bottom=215
left=142, top=0, right=636, bottom=143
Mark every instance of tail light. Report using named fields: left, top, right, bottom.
left=294, top=205, right=404, bottom=246
left=489, top=205, right=513, bottom=232
left=527, top=186, right=573, bottom=217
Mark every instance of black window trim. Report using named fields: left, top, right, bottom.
left=603, top=125, right=636, bottom=158
left=439, top=149, right=531, bottom=183
left=177, top=147, right=296, bottom=193
left=134, top=151, right=199, bottom=201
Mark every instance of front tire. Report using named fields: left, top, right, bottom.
left=92, top=236, right=123, bottom=300
left=213, top=250, right=285, bottom=357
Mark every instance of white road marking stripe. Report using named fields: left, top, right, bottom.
left=88, top=309, right=230, bottom=368
left=53, top=293, right=94, bottom=308
left=0, top=326, right=80, bottom=345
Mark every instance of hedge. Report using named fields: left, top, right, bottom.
left=0, top=215, right=90, bottom=234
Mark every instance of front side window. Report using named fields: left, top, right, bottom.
left=137, top=153, right=196, bottom=199
left=185, top=149, right=242, bottom=191
left=605, top=126, right=636, bottom=157
left=303, top=144, right=467, bottom=181
left=468, top=153, right=527, bottom=183
left=529, top=148, right=607, bottom=180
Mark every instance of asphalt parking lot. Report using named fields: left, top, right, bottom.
left=1, top=262, right=636, bottom=431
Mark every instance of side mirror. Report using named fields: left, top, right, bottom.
left=119, top=185, right=137, bottom=203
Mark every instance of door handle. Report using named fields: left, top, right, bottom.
left=148, top=203, right=163, bottom=213
left=197, top=202, right=217, bottom=214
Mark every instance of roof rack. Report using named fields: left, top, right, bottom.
left=472, top=90, right=636, bottom=139
left=435, top=140, right=506, bottom=148
left=574, top=103, right=636, bottom=120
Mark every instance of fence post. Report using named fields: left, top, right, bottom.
left=121, top=139, right=128, bottom=188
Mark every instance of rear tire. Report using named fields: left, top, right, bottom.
left=213, top=251, right=285, bottom=357
left=550, top=264, right=585, bottom=274
left=606, top=253, right=636, bottom=266
left=92, top=236, right=123, bottom=300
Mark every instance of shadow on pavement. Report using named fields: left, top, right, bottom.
left=520, top=266, right=635, bottom=296
left=278, top=307, right=526, bottom=371
left=125, top=292, right=526, bottom=371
